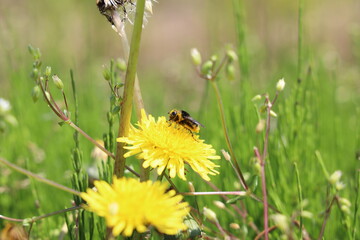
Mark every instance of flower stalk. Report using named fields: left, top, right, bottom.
left=111, top=5, right=149, bottom=181
left=114, top=0, right=146, bottom=177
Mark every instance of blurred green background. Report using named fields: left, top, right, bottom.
left=0, top=0, right=359, bottom=239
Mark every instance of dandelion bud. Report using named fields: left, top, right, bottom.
left=45, top=66, right=52, bottom=77
left=188, top=182, right=195, bottom=192
left=221, top=149, right=231, bottom=161
left=201, top=60, right=213, bottom=75
left=52, top=75, right=64, bottom=90
left=213, top=200, right=225, bottom=209
left=225, top=64, right=235, bottom=81
left=116, top=58, right=127, bottom=72
left=251, top=95, right=262, bottom=102
left=230, top=223, right=240, bottom=230
left=32, top=86, right=41, bottom=102
left=329, top=170, right=342, bottom=185
left=276, top=78, right=286, bottom=92
left=190, top=48, right=202, bottom=66
left=226, top=50, right=238, bottom=62
left=270, top=110, right=278, bottom=118
left=255, top=119, right=265, bottom=133
left=203, top=207, right=217, bottom=222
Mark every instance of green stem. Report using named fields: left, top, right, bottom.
left=0, top=157, right=80, bottom=196
left=210, top=81, right=248, bottom=190
left=294, top=162, right=303, bottom=239
left=114, top=0, right=146, bottom=177
left=181, top=191, right=247, bottom=196
left=0, top=206, right=81, bottom=223
left=353, top=170, right=360, bottom=239
left=315, top=150, right=330, bottom=179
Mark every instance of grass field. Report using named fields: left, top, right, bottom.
left=0, top=0, right=359, bottom=239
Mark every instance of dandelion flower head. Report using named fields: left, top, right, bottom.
left=117, top=109, right=220, bottom=181
left=81, top=177, right=189, bottom=237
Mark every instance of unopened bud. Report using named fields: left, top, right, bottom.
left=225, top=64, right=235, bottom=81
left=32, top=68, right=39, bottom=78
left=190, top=48, right=202, bottom=66
left=188, top=182, right=195, bottom=192
left=221, top=149, right=231, bottom=161
left=116, top=58, right=127, bottom=72
left=213, top=200, right=225, bottom=209
left=276, top=78, right=285, bottom=91
left=103, top=67, right=111, bottom=81
left=230, top=223, right=240, bottom=230
left=32, top=86, right=41, bottom=102
left=335, top=181, right=346, bottom=191
left=256, top=119, right=266, bottom=133
left=329, top=170, right=342, bottom=185
left=270, top=110, right=277, bottom=118
left=339, top=198, right=351, bottom=207
left=226, top=50, right=238, bottom=62
left=203, top=207, right=217, bottom=222
left=210, top=55, right=218, bottom=62
left=201, top=60, right=213, bottom=75
left=52, top=75, right=64, bottom=90
left=254, top=162, right=261, bottom=175
left=301, top=211, right=313, bottom=219
left=340, top=205, right=351, bottom=214
left=271, top=214, right=289, bottom=233
left=45, top=66, right=52, bottom=77
left=251, top=95, right=262, bottom=102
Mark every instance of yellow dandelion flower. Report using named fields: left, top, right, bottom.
left=81, top=177, right=190, bottom=237
left=117, top=109, right=220, bottom=181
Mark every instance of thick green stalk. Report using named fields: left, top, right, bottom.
left=116, top=20, right=149, bottom=181
left=114, top=0, right=146, bottom=177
